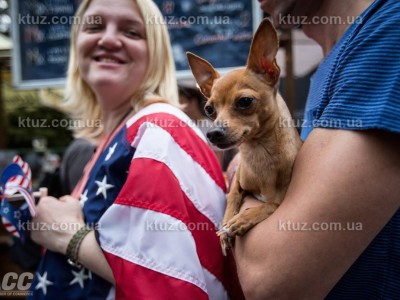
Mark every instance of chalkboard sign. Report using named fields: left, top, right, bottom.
left=12, top=0, right=262, bottom=89
left=153, top=0, right=262, bottom=77
left=11, top=0, right=80, bottom=89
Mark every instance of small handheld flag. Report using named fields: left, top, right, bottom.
left=0, top=155, right=37, bottom=242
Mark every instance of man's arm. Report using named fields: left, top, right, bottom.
left=234, top=128, right=400, bottom=299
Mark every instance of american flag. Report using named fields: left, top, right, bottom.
left=5, top=155, right=33, bottom=192
left=0, top=155, right=36, bottom=242
left=30, top=103, right=244, bottom=299
left=0, top=200, right=31, bottom=241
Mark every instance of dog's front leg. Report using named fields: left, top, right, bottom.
left=217, top=174, right=244, bottom=255
left=224, top=201, right=279, bottom=238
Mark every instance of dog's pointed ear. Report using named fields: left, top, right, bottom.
left=247, top=18, right=280, bottom=85
left=186, top=52, right=220, bottom=98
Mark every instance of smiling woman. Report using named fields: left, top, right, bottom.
left=76, top=0, right=149, bottom=116
left=27, top=0, right=243, bottom=299
left=62, top=0, right=178, bottom=141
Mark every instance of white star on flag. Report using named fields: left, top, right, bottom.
left=69, top=268, right=88, bottom=289
left=80, top=189, right=89, bottom=207
left=105, top=142, right=118, bottom=161
left=2, top=207, right=9, bottom=214
left=35, top=271, right=53, bottom=295
left=95, top=175, right=114, bottom=199
left=13, top=211, right=21, bottom=219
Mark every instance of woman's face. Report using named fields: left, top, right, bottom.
left=76, top=0, right=149, bottom=104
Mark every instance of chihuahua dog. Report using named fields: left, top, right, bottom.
left=187, top=18, right=302, bottom=255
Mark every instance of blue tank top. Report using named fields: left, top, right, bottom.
left=302, top=0, right=400, bottom=298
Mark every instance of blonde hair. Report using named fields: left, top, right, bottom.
left=63, top=0, right=178, bottom=140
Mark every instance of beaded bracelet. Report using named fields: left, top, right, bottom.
left=66, top=225, right=92, bottom=269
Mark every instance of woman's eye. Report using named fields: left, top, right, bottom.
left=83, top=24, right=101, bottom=32
left=126, top=30, right=141, bottom=39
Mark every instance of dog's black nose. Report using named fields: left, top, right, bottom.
left=207, top=127, right=226, bottom=144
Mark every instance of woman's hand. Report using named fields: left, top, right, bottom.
left=30, top=195, right=115, bottom=283
left=30, top=195, right=85, bottom=255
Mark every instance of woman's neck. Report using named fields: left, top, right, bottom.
left=101, top=103, right=133, bottom=136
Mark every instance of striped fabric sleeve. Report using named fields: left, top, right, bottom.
left=314, top=3, right=400, bottom=134
left=98, top=104, right=238, bottom=300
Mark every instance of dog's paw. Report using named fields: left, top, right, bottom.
left=216, top=227, right=234, bottom=256
left=225, top=214, right=254, bottom=237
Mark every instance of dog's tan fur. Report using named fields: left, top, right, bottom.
left=187, top=18, right=302, bottom=255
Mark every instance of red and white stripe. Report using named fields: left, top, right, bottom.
left=99, top=104, right=242, bottom=299
left=1, top=216, right=19, bottom=238
left=14, top=155, right=32, bottom=188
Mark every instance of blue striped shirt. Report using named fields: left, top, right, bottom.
left=302, top=0, right=400, bottom=298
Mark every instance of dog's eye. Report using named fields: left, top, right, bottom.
left=204, top=105, right=216, bottom=119
left=236, top=97, right=254, bottom=110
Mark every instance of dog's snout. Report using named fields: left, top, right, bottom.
left=207, top=127, right=226, bottom=144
